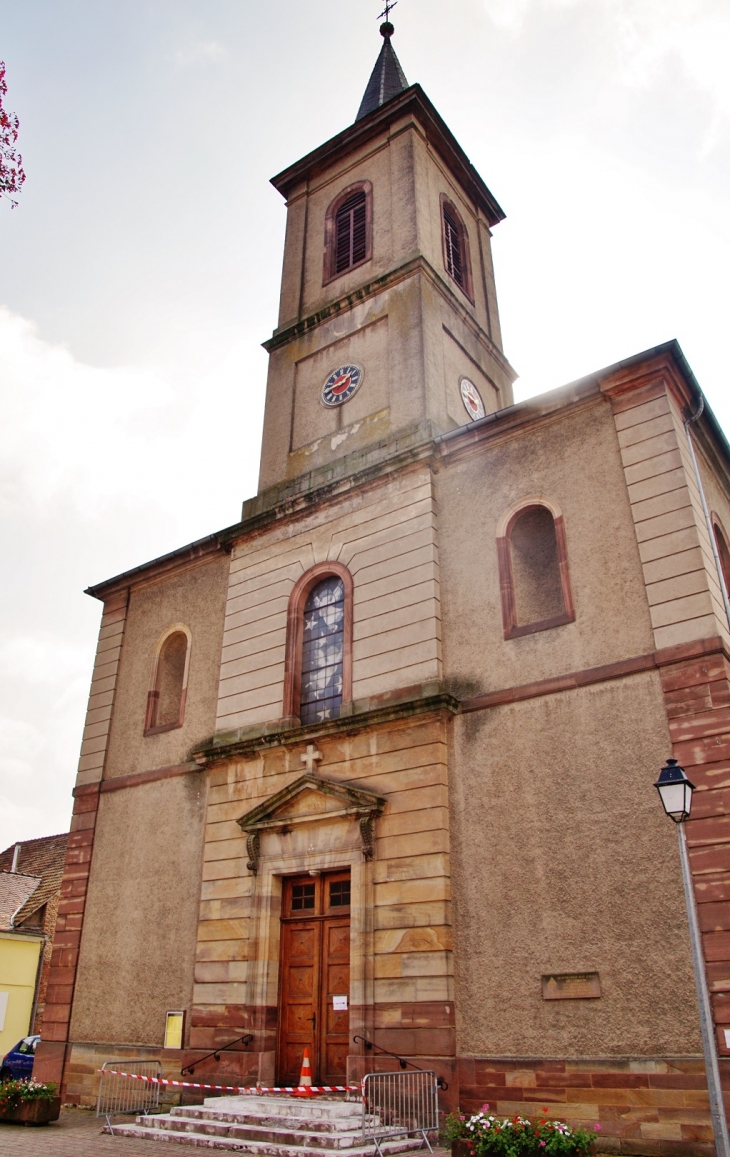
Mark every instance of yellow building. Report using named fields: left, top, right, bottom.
left=0, top=873, right=43, bottom=1058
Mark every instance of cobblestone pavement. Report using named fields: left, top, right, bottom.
left=0, top=1107, right=451, bottom=1157
left=0, top=1107, right=165, bottom=1155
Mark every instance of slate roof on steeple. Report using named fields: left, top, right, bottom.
left=356, top=23, right=409, bottom=121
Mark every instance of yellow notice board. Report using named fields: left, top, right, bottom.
left=0, top=934, right=42, bottom=1058
left=164, top=1011, right=185, bottom=1050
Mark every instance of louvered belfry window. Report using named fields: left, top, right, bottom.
left=443, top=203, right=465, bottom=289
left=335, top=190, right=368, bottom=274
left=300, top=576, right=345, bottom=724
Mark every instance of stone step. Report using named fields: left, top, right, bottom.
left=105, top=1121, right=425, bottom=1155
left=172, top=1105, right=374, bottom=1134
left=201, top=1097, right=363, bottom=1121
left=141, top=1113, right=380, bottom=1149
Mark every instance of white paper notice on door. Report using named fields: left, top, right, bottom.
left=332, top=995, right=348, bottom=1011
left=0, top=992, right=8, bottom=1032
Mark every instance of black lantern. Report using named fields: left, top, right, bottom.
left=654, top=758, right=695, bottom=823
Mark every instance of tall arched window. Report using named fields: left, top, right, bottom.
left=284, top=563, right=354, bottom=724
left=497, top=500, right=575, bottom=639
left=440, top=194, right=473, bottom=301
left=144, top=627, right=191, bottom=735
left=301, top=578, right=345, bottom=724
left=323, top=182, right=372, bottom=284
left=712, top=515, right=730, bottom=598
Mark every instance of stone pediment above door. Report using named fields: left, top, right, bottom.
left=236, top=774, right=386, bottom=874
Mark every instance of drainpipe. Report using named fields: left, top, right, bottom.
left=684, top=397, right=730, bottom=632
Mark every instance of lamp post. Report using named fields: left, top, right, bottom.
left=655, top=758, right=730, bottom=1157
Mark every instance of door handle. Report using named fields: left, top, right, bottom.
left=308, top=1013, right=316, bottom=1028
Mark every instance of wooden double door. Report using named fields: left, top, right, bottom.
left=277, top=870, right=350, bottom=1086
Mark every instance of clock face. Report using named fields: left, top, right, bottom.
left=460, top=377, right=486, bottom=421
left=322, top=364, right=364, bottom=407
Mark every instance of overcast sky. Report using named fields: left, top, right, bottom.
left=0, top=0, right=728, bottom=850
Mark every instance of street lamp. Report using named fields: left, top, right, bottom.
left=654, top=758, right=730, bottom=1157
left=654, top=758, right=694, bottom=822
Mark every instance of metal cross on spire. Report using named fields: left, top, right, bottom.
left=378, top=0, right=397, bottom=24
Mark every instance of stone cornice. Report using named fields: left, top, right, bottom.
left=193, top=684, right=460, bottom=767
left=264, top=253, right=514, bottom=386
left=270, top=84, right=505, bottom=227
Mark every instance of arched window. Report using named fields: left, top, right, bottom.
left=440, top=195, right=473, bottom=301
left=323, top=182, right=372, bottom=284
left=496, top=500, right=575, bottom=639
left=144, top=627, right=191, bottom=735
left=712, top=515, right=730, bottom=598
left=283, top=563, right=353, bottom=724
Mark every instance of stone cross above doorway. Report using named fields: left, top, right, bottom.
left=300, top=744, right=323, bottom=771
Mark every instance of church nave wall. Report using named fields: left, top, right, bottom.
left=103, top=554, right=229, bottom=780
left=68, top=771, right=207, bottom=1049
left=436, top=388, right=655, bottom=697
left=449, top=670, right=695, bottom=1058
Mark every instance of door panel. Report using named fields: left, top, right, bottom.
left=321, top=916, right=350, bottom=1084
left=278, top=918, right=318, bottom=1084
left=277, top=872, right=350, bottom=1086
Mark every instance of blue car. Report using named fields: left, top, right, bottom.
left=0, top=1035, right=40, bottom=1081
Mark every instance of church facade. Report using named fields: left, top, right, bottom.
left=35, top=26, right=730, bottom=1156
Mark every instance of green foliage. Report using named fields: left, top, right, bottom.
left=444, top=1107, right=598, bottom=1157
left=0, top=1079, right=58, bottom=1113
left=444, top=1112, right=470, bottom=1143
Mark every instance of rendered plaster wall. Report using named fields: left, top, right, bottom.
left=437, top=393, right=656, bottom=696
left=449, top=670, right=699, bottom=1056
left=104, top=555, right=229, bottom=778
left=70, top=771, right=207, bottom=1045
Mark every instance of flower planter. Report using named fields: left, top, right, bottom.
left=0, top=1097, right=61, bottom=1125
left=452, top=1141, right=472, bottom=1157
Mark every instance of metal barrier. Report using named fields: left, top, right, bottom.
left=362, top=1070, right=438, bottom=1155
left=96, top=1060, right=162, bottom=1132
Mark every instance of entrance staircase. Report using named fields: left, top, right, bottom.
left=104, top=1093, right=429, bottom=1153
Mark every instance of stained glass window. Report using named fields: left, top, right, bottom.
left=300, top=576, right=345, bottom=725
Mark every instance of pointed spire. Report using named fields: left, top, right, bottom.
left=356, top=21, right=409, bottom=122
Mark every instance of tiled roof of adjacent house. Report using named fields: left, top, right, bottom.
left=0, top=872, right=41, bottom=931
left=0, top=833, right=68, bottom=928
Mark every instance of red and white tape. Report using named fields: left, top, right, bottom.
left=102, top=1070, right=360, bottom=1095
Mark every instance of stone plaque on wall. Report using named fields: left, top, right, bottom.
left=541, top=972, right=601, bottom=1000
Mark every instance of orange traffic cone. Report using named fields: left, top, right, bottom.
left=292, top=1047, right=317, bottom=1096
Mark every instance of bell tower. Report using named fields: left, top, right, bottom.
left=256, top=21, right=515, bottom=498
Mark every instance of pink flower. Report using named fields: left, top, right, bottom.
left=540, top=1143, right=546, bottom=1148
left=595, top=1124, right=602, bottom=1131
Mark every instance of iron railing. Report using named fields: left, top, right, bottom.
left=362, top=1070, right=439, bottom=1155
left=353, top=1035, right=448, bottom=1090
left=96, top=1059, right=161, bottom=1133
left=181, top=1033, right=254, bottom=1076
